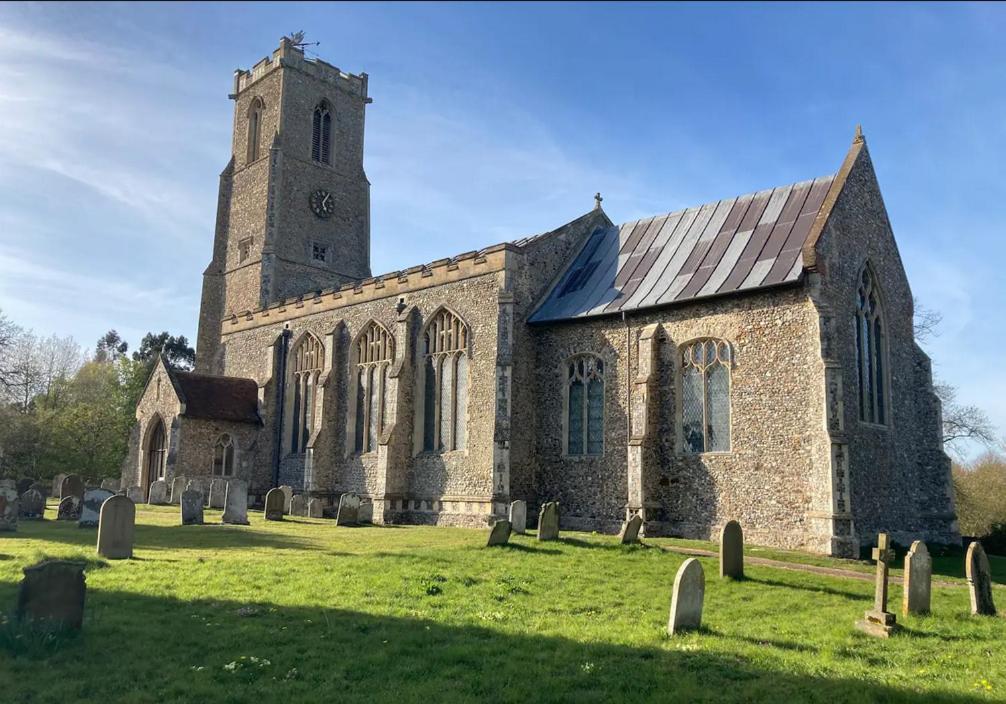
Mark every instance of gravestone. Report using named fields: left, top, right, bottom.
left=17, top=477, right=33, bottom=495
left=126, top=485, right=145, bottom=504
left=170, top=476, right=187, bottom=505
left=60, top=474, right=84, bottom=501
left=966, top=541, right=997, bottom=617
left=509, top=500, right=527, bottom=534
left=537, top=501, right=559, bottom=541
left=336, top=493, right=361, bottom=526
left=279, top=485, right=294, bottom=513
left=29, top=481, right=48, bottom=498
left=79, top=488, right=115, bottom=528
left=719, top=520, right=744, bottom=579
left=52, top=473, right=67, bottom=497
left=0, top=486, right=18, bottom=531
left=16, top=560, right=86, bottom=631
left=290, top=494, right=307, bottom=517
left=0, top=478, right=14, bottom=489
left=307, top=498, right=323, bottom=518
left=208, top=479, right=228, bottom=509
left=97, top=495, right=135, bottom=559
left=855, top=532, right=899, bottom=637
left=148, top=479, right=169, bottom=505
left=668, top=557, right=705, bottom=635
left=100, top=478, right=120, bottom=492
left=487, top=519, right=512, bottom=546
left=264, top=488, right=285, bottom=521
left=181, top=489, right=204, bottom=526
left=19, top=489, right=46, bottom=520
left=186, top=479, right=208, bottom=506
left=619, top=514, right=643, bottom=545
left=56, top=496, right=81, bottom=521
left=903, top=540, right=932, bottom=616
left=222, top=480, right=249, bottom=525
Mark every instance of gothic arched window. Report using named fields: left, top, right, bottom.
left=213, top=434, right=235, bottom=477
left=681, top=339, right=732, bottom=453
left=422, top=309, right=469, bottom=452
left=565, top=354, right=604, bottom=456
left=247, top=97, right=264, bottom=163
left=856, top=266, right=888, bottom=425
left=311, top=100, right=332, bottom=164
left=146, top=417, right=166, bottom=490
left=354, top=322, right=394, bottom=453
left=288, top=333, right=324, bottom=454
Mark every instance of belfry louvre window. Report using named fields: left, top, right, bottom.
left=355, top=322, right=394, bottom=453
left=311, top=101, right=332, bottom=164
left=681, top=339, right=732, bottom=453
left=422, top=309, right=469, bottom=452
left=247, top=97, right=264, bottom=163
left=856, top=266, right=888, bottom=425
left=288, top=334, right=323, bottom=454
left=213, top=434, right=235, bottom=477
left=565, top=355, right=604, bottom=456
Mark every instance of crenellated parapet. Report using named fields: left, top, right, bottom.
left=233, top=36, right=369, bottom=101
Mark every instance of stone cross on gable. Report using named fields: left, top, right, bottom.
left=594, top=192, right=603, bottom=210
left=856, top=532, right=899, bottom=637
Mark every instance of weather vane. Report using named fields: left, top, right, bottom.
left=287, top=31, right=320, bottom=51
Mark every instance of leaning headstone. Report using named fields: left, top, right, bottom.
left=902, top=540, right=932, bottom=616
left=966, top=541, right=997, bottom=617
left=336, top=493, right=361, bottom=526
left=100, top=478, right=120, bottom=492
left=52, top=473, right=67, bottom=497
left=0, top=486, right=18, bottom=532
left=509, top=500, right=527, bottom=534
left=16, top=560, right=86, bottom=631
left=79, top=488, right=114, bottom=528
left=537, top=501, right=559, bottom=541
left=668, top=558, right=705, bottom=635
left=307, top=498, right=323, bottom=518
left=856, top=532, right=899, bottom=637
left=148, top=479, right=168, bottom=505
left=619, top=514, right=643, bottom=545
left=56, top=496, right=81, bottom=521
left=97, top=495, right=135, bottom=559
left=222, top=480, right=249, bottom=525
left=17, top=477, right=33, bottom=495
left=290, top=494, right=307, bottom=517
left=126, top=485, right=145, bottom=504
left=279, top=485, right=294, bottom=513
left=60, top=474, right=84, bottom=501
left=181, top=489, right=204, bottom=526
left=170, top=476, right=187, bottom=505
left=264, top=488, right=285, bottom=521
left=487, top=519, right=512, bottom=546
left=19, top=489, right=46, bottom=520
left=206, top=479, right=225, bottom=509
left=719, top=520, right=744, bottom=579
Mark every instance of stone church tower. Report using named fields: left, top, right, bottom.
left=196, top=37, right=372, bottom=374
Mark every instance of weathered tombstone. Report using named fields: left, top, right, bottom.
left=79, top=488, right=115, bottom=528
left=279, top=485, right=294, bottom=513
left=56, top=496, right=81, bottom=521
left=855, top=532, right=899, bottom=637
left=0, top=486, right=19, bottom=531
left=29, top=481, right=48, bottom=499
left=207, top=479, right=227, bottom=509
left=264, top=488, right=285, bottom=521
left=17, top=477, right=33, bottom=495
left=126, top=485, right=145, bottom=504
left=222, top=480, right=249, bottom=525
left=100, top=478, right=120, bottom=492
left=181, top=489, right=204, bottom=526
left=966, top=541, right=997, bottom=617
left=16, top=560, right=86, bottom=631
left=148, top=479, right=169, bottom=505
left=719, top=520, right=744, bottom=579
left=19, top=489, right=46, bottom=520
left=307, top=498, right=323, bottom=518
left=290, top=494, right=307, bottom=517
left=97, top=495, right=135, bottom=559
left=619, top=514, right=643, bottom=545
left=52, top=472, right=67, bottom=497
left=537, top=501, right=559, bottom=541
left=508, top=500, right=527, bottom=534
left=902, top=540, right=932, bottom=616
left=60, top=474, right=84, bottom=501
left=487, top=519, right=512, bottom=546
left=0, top=478, right=14, bottom=490
left=336, top=492, right=362, bottom=526
left=668, top=558, right=705, bottom=635
left=170, top=475, right=187, bottom=505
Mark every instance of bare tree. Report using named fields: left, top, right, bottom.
left=913, top=296, right=943, bottom=345
left=935, top=380, right=998, bottom=457
left=35, top=334, right=83, bottom=410
left=0, top=309, right=20, bottom=392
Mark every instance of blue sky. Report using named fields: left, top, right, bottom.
left=1, top=2, right=1003, bottom=450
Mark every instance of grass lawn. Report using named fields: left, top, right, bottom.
left=2, top=503, right=1005, bottom=704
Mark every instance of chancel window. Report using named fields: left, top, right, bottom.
left=681, top=339, right=732, bottom=453
left=146, top=417, right=166, bottom=486
left=288, top=333, right=323, bottom=454
left=856, top=266, right=888, bottom=425
left=247, top=97, right=264, bottom=163
left=565, top=355, right=604, bottom=456
left=422, top=309, right=469, bottom=452
left=311, top=100, right=332, bottom=164
left=354, top=322, right=394, bottom=453
left=213, top=434, right=235, bottom=477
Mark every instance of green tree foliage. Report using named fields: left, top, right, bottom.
left=133, top=332, right=195, bottom=371
left=95, top=329, right=129, bottom=363
left=953, top=452, right=1006, bottom=543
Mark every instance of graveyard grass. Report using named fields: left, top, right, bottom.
left=2, top=505, right=1005, bottom=703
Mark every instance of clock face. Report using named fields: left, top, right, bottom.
left=309, top=189, right=335, bottom=219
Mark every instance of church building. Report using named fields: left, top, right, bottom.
left=123, top=37, right=959, bottom=556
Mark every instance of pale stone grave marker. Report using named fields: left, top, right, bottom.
left=60, top=474, right=84, bottom=501
left=97, top=495, right=135, bottom=559
left=290, top=494, right=307, bottom=517
left=100, top=478, right=120, bottom=492
left=336, top=492, right=361, bottom=526
left=279, top=485, right=294, bottom=513
left=57, top=496, right=81, bottom=521
left=719, top=520, right=744, bottom=579
left=29, top=481, right=48, bottom=499
left=19, top=489, right=45, bottom=520
left=537, top=501, right=559, bottom=541
left=966, top=541, right=997, bottom=617
left=17, top=477, right=33, bottom=495
left=209, top=479, right=227, bottom=509
left=509, top=500, right=527, bottom=534
left=264, top=488, right=285, bottom=521
left=181, top=489, right=204, bottom=526
left=307, top=498, right=323, bottom=518
left=79, top=488, right=115, bottom=528
left=0, top=478, right=15, bottom=490
left=222, top=479, right=250, bottom=525
left=0, top=486, right=18, bottom=532
left=855, top=532, right=899, bottom=637
left=51, top=473, right=67, bottom=497
left=170, top=475, right=187, bottom=505
left=619, top=514, right=643, bottom=545
left=16, top=560, right=86, bottom=631
left=668, top=557, right=705, bottom=635
left=148, top=479, right=169, bottom=505
left=126, top=486, right=145, bottom=504
left=902, top=540, right=931, bottom=616
left=487, top=519, right=512, bottom=546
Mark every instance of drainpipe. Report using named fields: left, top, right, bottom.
left=272, top=327, right=292, bottom=488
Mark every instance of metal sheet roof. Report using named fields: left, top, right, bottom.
left=529, top=175, right=835, bottom=323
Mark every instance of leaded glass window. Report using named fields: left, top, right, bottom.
left=422, top=309, right=469, bottom=452
left=681, top=339, right=732, bottom=453
left=288, top=333, right=323, bottom=454
left=312, top=101, right=332, bottom=164
left=856, top=266, right=887, bottom=425
left=354, top=322, right=394, bottom=453
left=566, top=355, right=604, bottom=456
left=213, top=434, right=235, bottom=477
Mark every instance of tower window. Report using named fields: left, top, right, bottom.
left=312, top=243, right=328, bottom=263
left=312, top=100, right=332, bottom=164
left=247, top=97, right=264, bottom=163
left=239, top=237, right=253, bottom=263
